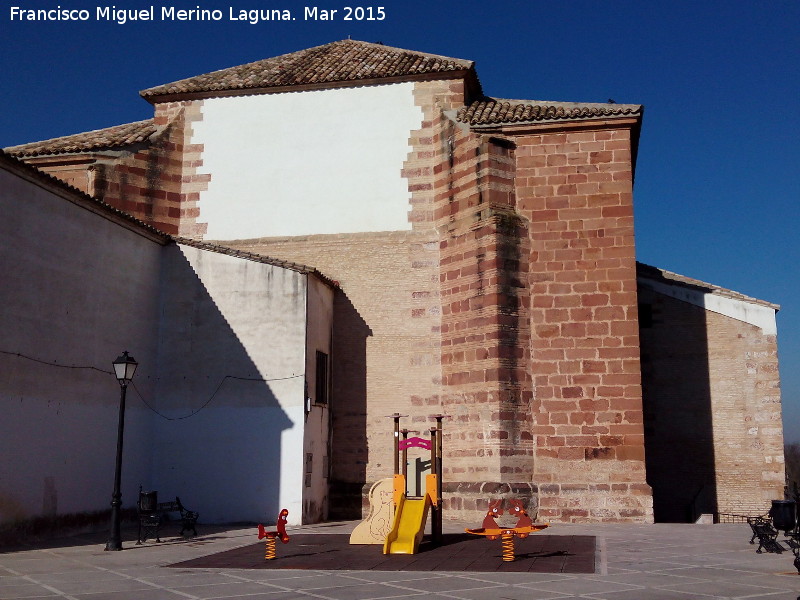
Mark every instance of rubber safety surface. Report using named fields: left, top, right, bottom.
left=170, top=533, right=596, bottom=573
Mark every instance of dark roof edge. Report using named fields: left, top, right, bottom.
left=0, top=149, right=169, bottom=244
left=636, top=261, right=779, bottom=311
left=172, top=237, right=340, bottom=289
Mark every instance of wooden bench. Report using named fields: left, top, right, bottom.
left=747, top=516, right=784, bottom=554
left=137, top=490, right=199, bottom=544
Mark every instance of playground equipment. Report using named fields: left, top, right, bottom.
left=382, top=414, right=446, bottom=554
left=349, top=477, right=394, bottom=544
left=465, top=499, right=548, bottom=562
left=257, top=509, right=290, bottom=560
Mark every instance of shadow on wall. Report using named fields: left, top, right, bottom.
left=151, top=245, right=294, bottom=524
left=639, top=275, right=717, bottom=523
left=328, top=290, right=372, bottom=519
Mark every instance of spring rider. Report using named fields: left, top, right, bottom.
left=465, top=499, right=548, bottom=562
left=257, top=508, right=290, bottom=560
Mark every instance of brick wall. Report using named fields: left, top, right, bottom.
left=428, top=116, right=539, bottom=519
left=21, top=158, right=95, bottom=195
left=513, top=124, right=653, bottom=522
left=708, top=309, right=784, bottom=515
left=93, top=102, right=209, bottom=237
left=640, top=287, right=784, bottom=520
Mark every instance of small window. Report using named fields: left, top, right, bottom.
left=638, top=303, right=653, bottom=328
left=315, top=351, right=329, bottom=405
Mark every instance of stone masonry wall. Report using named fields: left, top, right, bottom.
left=430, top=117, right=537, bottom=520
left=513, top=124, right=653, bottom=522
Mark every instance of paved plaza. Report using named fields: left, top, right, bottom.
left=1, top=520, right=799, bottom=599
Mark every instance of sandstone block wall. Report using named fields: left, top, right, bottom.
left=513, top=125, right=653, bottom=522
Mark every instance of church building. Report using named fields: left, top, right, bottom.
left=2, top=40, right=784, bottom=526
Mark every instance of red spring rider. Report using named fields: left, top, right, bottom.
left=257, top=509, right=290, bottom=560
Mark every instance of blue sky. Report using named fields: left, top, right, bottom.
left=1, top=0, right=798, bottom=442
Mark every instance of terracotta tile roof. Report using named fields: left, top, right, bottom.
left=637, top=262, right=779, bottom=310
left=140, top=39, right=475, bottom=100
left=457, top=98, right=642, bottom=127
left=4, top=119, right=157, bottom=158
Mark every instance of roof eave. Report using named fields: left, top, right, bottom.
left=141, top=69, right=475, bottom=104
left=4, top=119, right=160, bottom=160
left=636, top=261, right=780, bottom=311
left=172, top=237, right=339, bottom=289
left=468, top=114, right=642, bottom=134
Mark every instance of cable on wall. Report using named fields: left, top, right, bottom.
left=1, top=349, right=303, bottom=421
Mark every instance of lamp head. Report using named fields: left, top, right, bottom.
left=112, top=351, right=138, bottom=385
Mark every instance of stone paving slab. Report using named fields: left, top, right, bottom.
left=0, top=522, right=799, bottom=599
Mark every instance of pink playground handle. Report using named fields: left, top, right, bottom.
left=398, top=437, right=432, bottom=451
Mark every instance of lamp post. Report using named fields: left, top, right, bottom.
left=105, top=351, right=138, bottom=551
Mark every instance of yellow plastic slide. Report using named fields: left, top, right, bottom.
left=382, top=493, right=430, bottom=554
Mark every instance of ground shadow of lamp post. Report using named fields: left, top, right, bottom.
left=105, top=351, right=138, bottom=551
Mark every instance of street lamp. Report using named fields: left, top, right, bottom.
left=105, top=351, right=138, bottom=551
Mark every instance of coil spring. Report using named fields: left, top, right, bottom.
left=501, top=533, right=516, bottom=562
left=264, top=535, right=277, bottom=560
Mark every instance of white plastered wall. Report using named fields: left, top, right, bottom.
left=192, top=82, right=424, bottom=239
left=0, top=164, right=161, bottom=525
left=302, top=276, right=334, bottom=523
left=152, top=244, right=310, bottom=524
left=0, top=160, right=334, bottom=527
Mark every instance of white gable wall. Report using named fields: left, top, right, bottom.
left=193, top=82, right=424, bottom=239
